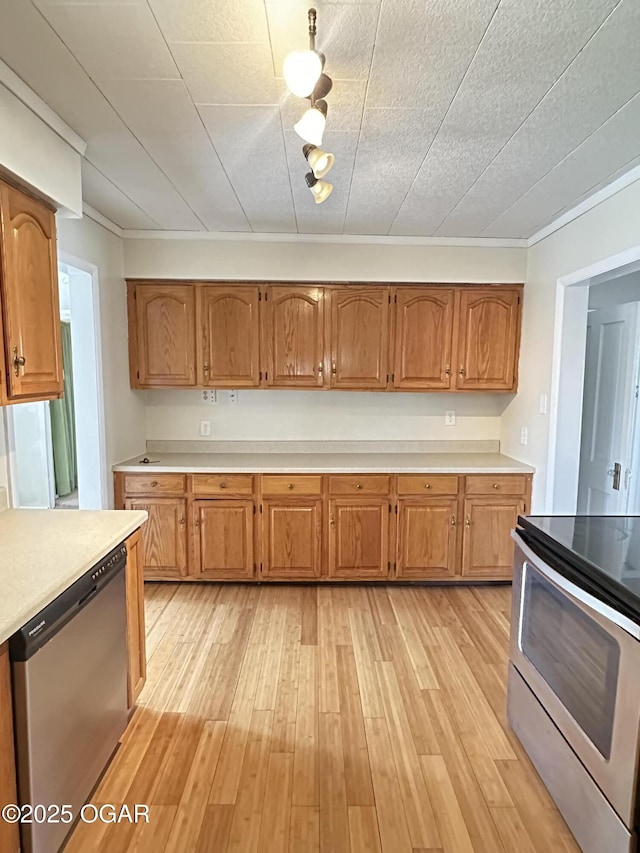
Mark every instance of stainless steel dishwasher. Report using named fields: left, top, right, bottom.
left=10, top=543, right=129, bottom=853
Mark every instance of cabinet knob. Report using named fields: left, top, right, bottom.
left=451, top=515, right=456, bottom=527
left=493, top=483, right=500, bottom=490
left=331, top=361, right=337, bottom=375
left=150, top=481, right=158, bottom=487
left=459, top=366, right=465, bottom=378
left=317, top=363, right=323, bottom=374
left=179, top=517, right=185, bottom=527
left=203, top=363, right=210, bottom=375
left=444, top=365, right=451, bottom=377
left=12, top=346, right=26, bottom=377
left=465, top=514, right=471, bottom=529
left=424, top=483, right=431, bottom=489
left=219, top=482, right=227, bottom=489
left=194, top=517, right=200, bottom=528
left=356, top=483, right=363, bottom=489
left=330, top=515, right=335, bottom=526
left=287, top=483, right=294, bottom=490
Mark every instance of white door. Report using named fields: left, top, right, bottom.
left=577, top=303, right=639, bottom=514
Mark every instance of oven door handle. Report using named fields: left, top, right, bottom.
left=512, top=530, right=640, bottom=641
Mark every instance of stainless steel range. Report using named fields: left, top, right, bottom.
left=509, top=516, right=640, bottom=853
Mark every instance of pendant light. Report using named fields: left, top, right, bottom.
left=282, top=50, right=323, bottom=98
left=294, top=99, right=327, bottom=146
left=305, top=172, right=333, bottom=204
left=303, top=144, right=334, bottom=179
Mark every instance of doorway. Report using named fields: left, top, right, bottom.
left=7, top=260, right=107, bottom=509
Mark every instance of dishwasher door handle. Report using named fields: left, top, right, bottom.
left=78, top=585, right=99, bottom=608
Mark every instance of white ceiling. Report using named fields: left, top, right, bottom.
left=0, top=0, right=639, bottom=238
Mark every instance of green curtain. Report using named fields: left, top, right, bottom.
left=50, top=322, right=77, bottom=497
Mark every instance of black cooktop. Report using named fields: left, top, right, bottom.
left=517, top=515, right=640, bottom=624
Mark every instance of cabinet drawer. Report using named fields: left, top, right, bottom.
left=397, top=475, right=459, bottom=496
left=328, top=475, right=390, bottom=495
left=261, top=475, right=323, bottom=496
left=464, top=474, right=527, bottom=496
left=124, top=473, right=186, bottom=496
left=192, top=474, right=254, bottom=496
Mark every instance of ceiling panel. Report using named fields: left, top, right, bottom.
left=0, top=0, right=635, bottom=236
left=435, top=0, right=640, bottom=237
left=391, top=0, right=620, bottom=236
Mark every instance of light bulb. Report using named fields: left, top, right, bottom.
left=303, top=144, right=334, bottom=179
left=294, top=100, right=328, bottom=146
left=283, top=50, right=323, bottom=97
left=305, top=172, right=333, bottom=204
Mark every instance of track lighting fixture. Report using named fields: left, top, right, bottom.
left=303, top=144, right=334, bottom=179
left=284, top=8, right=336, bottom=204
left=305, top=172, right=333, bottom=204
left=294, top=99, right=327, bottom=146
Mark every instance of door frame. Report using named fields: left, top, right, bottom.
left=546, top=245, right=640, bottom=513
left=58, top=250, right=109, bottom=510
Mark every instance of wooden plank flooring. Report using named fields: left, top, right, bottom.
left=66, top=583, right=580, bottom=853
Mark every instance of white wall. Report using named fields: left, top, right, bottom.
left=0, top=81, right=82, bottom=215
left=57, top=216, right=146, bottom=505
left=589, top=271, right=640, bottom=309
left=127, top=237, right=525, bottom=443
left=501, top=178, right=640, bottom=511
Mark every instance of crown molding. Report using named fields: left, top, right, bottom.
left=82, top=204, right=123, bottom=238
left=121, top=229, right=528, bottom=248
left=0, top=59, right=86, bottom=156
left=527, top=164, right=640, bottom=247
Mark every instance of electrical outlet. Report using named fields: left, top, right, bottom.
left=201, top=390, right=217, bottom=404
left=539, top=394, right=548, bottom=415
left=228, top=390, right=238, bottom=404
left=445, top=410, right=456, bottom=426
left=200, top=420, right=211, bottom=437
left=520, top=426, right=528, bottom=445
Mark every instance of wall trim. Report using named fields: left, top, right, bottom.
left=528, top=164, right=640, bottom=247
left=82, top=204, right=123, bottom=238
left=121, top=229, right=527, bottom=248
left=0, top=59, right=86, bottom=156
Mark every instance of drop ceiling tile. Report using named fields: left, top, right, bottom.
left=366, top=0, right=499, bottom=109
left=482, top=93, right=640, bottom=237
left=148, top=0, right=269, bottom=43
left=266, top=1, right=379, bottom=82
left=278, top=79, right=367, bottom=135
left=345, top=153, right=424, bottom=235
left=171, top=42, right=279, bottom=105
left=198, top=104, right=284, bottom=154
left=35, top=3, right=179, bottom=80
left=99, top=79, right=250, bottom=230
left=81, top=161, right=159, bottom=230
left=284, top=129, right=358, bottom=233
left=437, top=0, right=640, bottom=236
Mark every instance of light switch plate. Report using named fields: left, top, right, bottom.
left=228, top=390, right=238, bottom=404
left=520, top=426, right=528, bottom=445
left=539, top=394, right=548, bottom=415
left=200, top=420, right=212, bottom=437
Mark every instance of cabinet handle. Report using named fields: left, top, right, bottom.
left=331, top=361, right=337, bottom=375
left=451, top=515, right=456, bottom=527
left=356, top=483, right=363, bottom=490
left=424, top=483, right=431, bottom=489
left=219, top=482, right=227, bottom=489
left=287, top=483, right=294, bottom=490
left=150, top=481, right=158, bottom=487
left=203, top=363, right=210, bottom=375
left=493, top=483, right=500, bottom=490
left=444, top=365, right=451, bottom=376
left=317, top=363, right=323, bottom=374
left=194, top=517, right=200, bottom=528
left=12, top=346, right=26, bottom=377
left=179, top=517, right=185, bottom=527
left=330, top=515, right=335, bottom=526
left=465, top=514, right=471, bottom=529
left=459, top=366, right=465, bottom=378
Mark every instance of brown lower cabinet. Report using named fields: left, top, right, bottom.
left=117, top=471, right=531, bottom=582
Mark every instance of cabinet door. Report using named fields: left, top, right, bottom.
left=330, top=288, right=390, bottom=389
left=193, top=499, right=255, bottom=579
left=125, top=529, right=146, bottom=708
left=263, top=285, right=325, bottom=387
left=455, top=288, right=521, bottom=390
left=461, top=496, right=525, bottom=579
left=124, top=497, right=188, bottom=579
left=0, top=643, right=19, bottom=853
left=397, top=498, right=458, bottom=579
left=393, top=288, right=455, bottom=390
left=328, top=498, right=390, bottom=579
left=263, top=498, right=322, bottom=579
left=200, top=285, right=260, bottom=387
left=133, top=283, right=196, bottom=387
left=0, top=182, right=62, bottom=401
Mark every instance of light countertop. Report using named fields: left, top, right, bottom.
left=113, top=451, right=534, bottom=474
left=0, top=509, right=147, bottom=646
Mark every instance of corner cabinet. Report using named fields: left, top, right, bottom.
left=0, top=180, right=63, bottom=404
left=126, top=281, right=522, bottom=393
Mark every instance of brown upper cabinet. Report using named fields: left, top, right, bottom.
left=263, top=285, right=325, bottom=387
left=0, top=181, right=63, bottom=404
left=392, top=287, right=455, bottom=390
left=200, top=285, right=260, bottom=387
left=126, top=281, right=522, bottom=393
left=456, top=288, right=521, bottom=390
left=129, top=282, right=196, bottom=387
left=330, top=287, right=390, bottom=390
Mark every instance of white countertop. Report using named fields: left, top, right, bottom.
left=0, top=509, right=147, bottom=646
left=113, top=451, right=534, bottom=474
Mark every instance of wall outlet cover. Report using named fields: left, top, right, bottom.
left=539, top=394, right=548, bottom=415
left=228, top=390, right=238, bottom=404
left=445, top=410, right=456, bottom=426
left=520, top=426, right=528, bottom=445
left=200, top=420, right=212, bottom=437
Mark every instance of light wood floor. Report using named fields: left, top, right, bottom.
left=66, top=583, right=580, bottom=853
